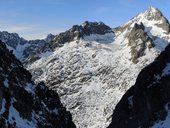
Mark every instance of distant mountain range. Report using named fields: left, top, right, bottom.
left=0, top=6, right=170, bottom=128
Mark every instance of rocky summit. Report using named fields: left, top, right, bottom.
left=0, top=40, right=75, bottom=128
left=42, top=21, right=113, bottom=51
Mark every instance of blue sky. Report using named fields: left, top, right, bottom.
left=0, top=0, right=169, bottom=40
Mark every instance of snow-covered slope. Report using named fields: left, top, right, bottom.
left=26, top=7, right=170, bottom=128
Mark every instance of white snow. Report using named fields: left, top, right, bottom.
left=0, top=99, right=6, bottom=115
left=162, top=63, right=170, bottom=76
left=27, top=32, right=161, bottom=128
left=152, top=103, right=170, bottom=128
left=122, top=7, right=170, bottom=51
left=3, top=78, right=9, bottom=88
left=8, top=99, right=37, bottom=128
left=51, top=108, right=59, bottom=115
left=128, top=96, right=133, bottom=107
left=6, top=43, right=30, bottom=60
left=83, top=33, right=114, bottom=43
left=25, top=83, right=36, bottom=94
left=39, top=51, right=53, bottom=58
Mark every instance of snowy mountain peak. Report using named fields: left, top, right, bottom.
left=143, top=6, right=163, bottom=21
left=116, top=6, right=170, bottom=42
left=137, top=6, right=170, bottom=33
left=148, top=6, right=160, bottom=13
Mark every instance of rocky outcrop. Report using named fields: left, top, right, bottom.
left=108, top=42, right=170, bottom=128
left=128, top=23, right=154, bottom=63
left=0, top=40, right=75, bottom=128
left=43, top=21, right=113, bottom=50
left=45, top=33, right=55, bottom=42
left=22, top=39, right=48, bottom=64
left=0, top=31, right=55, bottom=65
left=0, top=31, right=27, bottom=49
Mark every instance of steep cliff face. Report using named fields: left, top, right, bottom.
left=108, top=42, right=170, bottom=128
left=0, top=40, right=75, bottom=128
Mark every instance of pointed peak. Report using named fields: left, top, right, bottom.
left=45, top=33, right=55, bottom=42
left=147, top=6, right=160, bottom=13
left=142, top=6, right=163, bottom=21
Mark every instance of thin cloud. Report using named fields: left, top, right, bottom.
left=0, top=10, right=22, bottom=18
left=0, top=25, right=34, bottom=32
left=22, top=29, right=65, bottom=40
left=119, top=0, right=135, bottom=7
left=96, top=6, right=110, bottom=14
left=0, top=22, right=65, bottom=40
left=30, top=0, right=65, bottom=5
left=97, top=7, right=109, bottom=14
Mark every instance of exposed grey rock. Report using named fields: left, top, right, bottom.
left=45, top=33, right=55, bottom=42
left=128, top=23, right=154, bottom=63
left=45, top=21, right=113, bottom=50
left=0, top=31, right=26, bottom=48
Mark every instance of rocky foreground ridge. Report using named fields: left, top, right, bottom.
left=0, top=40, right=75, bottom=128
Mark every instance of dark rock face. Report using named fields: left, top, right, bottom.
left=128, top=23, right=154, bottom=63
left=79, top=21, right=112, bottom=36
left=45, top=33, right=55, bottom=42
left=43, top=21, right=112, bottom=50
left=0, top=40, right=75, bottom=128
left=108, top=43, right=170, bottom=128
left=23, top=39, right=48, bottom=64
